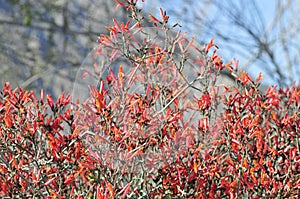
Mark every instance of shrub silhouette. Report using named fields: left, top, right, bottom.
left=0, top=0, right=299, bottom=198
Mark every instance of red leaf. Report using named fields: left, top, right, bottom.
left=105, top=180, right=115, bottom=198
left=64, top=174, right=74, bottom=185
left=242, top=158, right=249, bottom=169
left=46, top=94, right=54, bottom=108
left=115, top=0, right=126, bottom=7
left=205, top=38, right=214, bottom=53
left=193, top=161, right=198, bottom=173
left=237, top=70, right=253, bottom=84
left=40, top=89, right=44, bottom=103
left=96, top=185, right=104, bottom=199
left=149, top=14, right=161, bottom=23
left=113, top=18, right=121, bottom=32
left=42, top=177, right=56, bottom=186
left=118, top=64, right=124, bottom=88
left=119, top=182, right=131, bottom=199
left=49, top=188, right=63, bottom=199
left=255, top=72, right=264, bottom=83
left=4, top=113, right=13, bottom=128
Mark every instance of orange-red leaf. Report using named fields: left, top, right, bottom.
left=119, top=182, right=131, bottom=199
left=149, top=14, right=161, bottom=23
left=42, top=177, right=56, bottom=186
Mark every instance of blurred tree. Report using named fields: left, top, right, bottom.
left=3, top=0, right=296, bottom=98
left=0, top=0, right=127, bottom=97
left=150, top=0, right=300, bottom=87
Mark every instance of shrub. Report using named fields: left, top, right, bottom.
left=0, top=0, right=299, bottom=198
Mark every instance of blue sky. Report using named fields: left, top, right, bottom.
left=138, top=0, right=299, bottom=87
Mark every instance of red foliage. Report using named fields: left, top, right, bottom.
left=1, top=0, right=300, bottom=198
